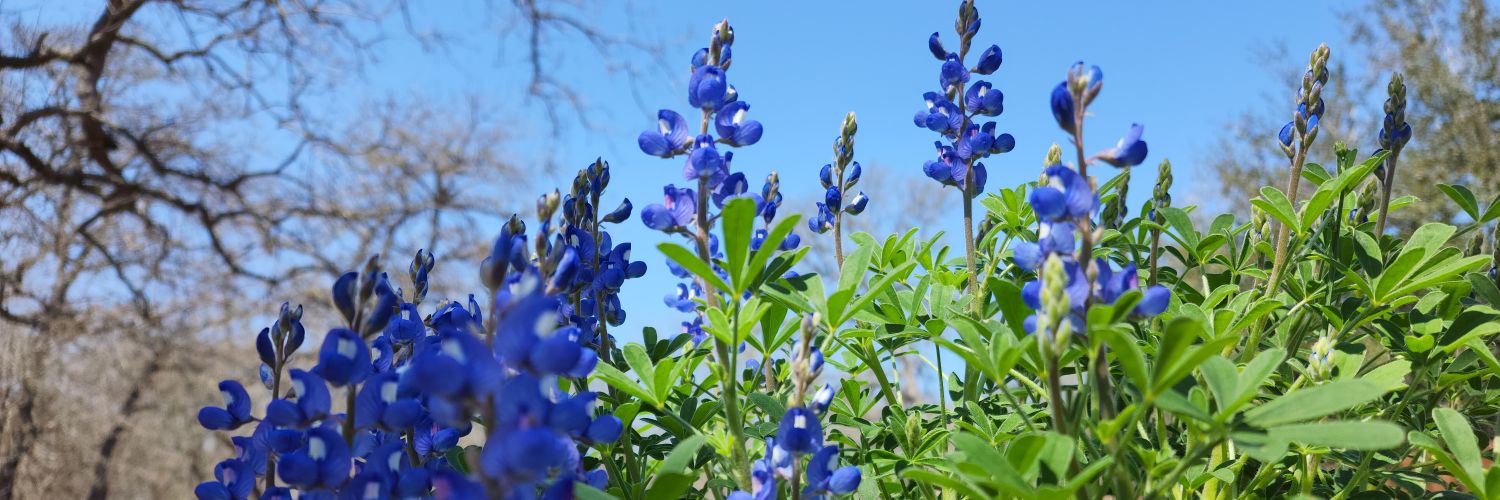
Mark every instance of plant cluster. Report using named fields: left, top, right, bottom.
left=196, top=2, right=1500, bottom=499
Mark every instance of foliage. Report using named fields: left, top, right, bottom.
left=192, top=1, right=1500, bottom=498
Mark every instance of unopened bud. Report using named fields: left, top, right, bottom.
left=1046, top=143, right=1064, bottom=166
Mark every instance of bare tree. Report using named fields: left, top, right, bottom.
left=1208, top=0, right=1499, bottom=231
left=0, top=0, right=655, bottom=496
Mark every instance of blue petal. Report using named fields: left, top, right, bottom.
left=197, top=407, right=233, bottom=430
left=1136, top=285, right=1171, bottom=316
left=927, top=32, right=945, bottom=60
left=638, top=130, right=671, bottom=157
left=588, top=415, right=624, bottom=444
left=1021, top=280, right=1041, bottom=310
left=829, top=466, right=863, bottom=494
left=1029, top=186, right=1066, bottom=221
left=1050, top=82, right=1075, bottom=134
left=1012, top=242, right=1041, bottom=271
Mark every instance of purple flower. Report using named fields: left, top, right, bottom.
left=974, top=44, right=1002, bottom=74
left=1096, top=123, right=1149, bottom=168
left=965, top=81, right=1004, bottom=116
left=689, top=65, right=728, bottom=109
left=641, top=185, right=698, bottom=232
left=639, top=109, right=692, bottom=157
left=197, top=380, right=253, bottom=430
left=715, top=101, right=765, bottom=147
left=776, top=407, right=823, bottom=455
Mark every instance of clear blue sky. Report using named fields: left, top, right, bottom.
left=340, top=0, right=1370, bottom=342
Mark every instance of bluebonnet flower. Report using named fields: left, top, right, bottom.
left=940, top=53, right=970, bottom=89
left=914, top=92, right=962, bottom=136
left=194, top=459, right=255, bottom=500
left=1029, top=164, right=1096, bottom=222
left=973, top=44, right=1002, bottom=74
left=1378, top=73, right=1411, bottom=152
left=1095, top=123, right=1149, bottom=168
left=776, top=407, right=823, bottom=455
left=844, top=192, right=869, bottom=215
left=804, top=445, right=862, bottom=496
left=666, top=282, right=702, bottom=312
left=313, top=327, right=372, bottom=386
left=276, top=427, right=351, bottom=490
left=685, top=134, right=727, bottom=181
left=689, top=65, right=729, bottom=109
left=354, top=371, right=422, bottom=432
left=639, top=109, right=692, bottom=158
left=641, top=185, right=698, bottom=232
left=965, top=81, right=1004, bottom=116
left=810, top=383, right=836, bottom=414
left=716, top=101, right=765, bottom=147
left=1051, top=82, right=1076, bottom=134
left=808, top=203, right=835, bottom=234
left=914, top=19, right=1012, bottom=197
left=1278, top=44, right=1330, bottom=158
left=265, top=369, right=331, bottom=428
left=198, top=380, right=253, bottom=430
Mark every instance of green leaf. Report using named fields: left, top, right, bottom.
left=1299, top=188, right=1337, bottom=236
left=1252, top=186, right=1299, bottom=234
left=839, top=261, right=917, bottom=325
left=1389, top=255, right=1493, bottom=301
left=1266, top=421, right=1404, bottom=450
left=574, top=483, right=618, bottom=500
left=1438, top=184, right=1481, bottom=219
left=591, top=363, right=657, bottom=407
left=1200, top=357, right=1238, bottom=412
left=659, top=242, right=733, bottom=294
left=1362, top=359, right=1411, bottom=392
left=658, top=434, right=707, bottom=474
left=1244, top=379, right=1387, bottom=427
left=1161, top=207, right=1200, bottom=251
left=748, top=392, right=785, bottom=419
left=721, top=197, right=757, bottom=292
left=901, top=469, right=992, bottom=499
left=622, top=344, right=657, bottom=394
left=1434, top=407, right=1484, bottom=480
left=1403, top=223, right=1458, bottom=261
left=749, top=215, right=800, bottom=286
left=838, top=242, right=874, bottom=296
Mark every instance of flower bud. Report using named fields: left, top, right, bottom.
left=1045, top=143, right=1064, bottom=167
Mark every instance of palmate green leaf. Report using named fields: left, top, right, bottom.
left=950, top=433, right=1035, bottom=497
left=591, top=362, right=657, bottom=407
left=1266, top=420, right=1405, bottom=450
left=837, top=260, right=917, bottom=325
left=1243, top=379, right=1387, bottom=427
left=1374, top=247, right=1426, bottom=300
left=1252, top=186, right=1299, bottom=233
left=1220, top=348, right=1284, bottom=418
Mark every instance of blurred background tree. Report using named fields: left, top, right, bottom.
left=1209, top=0, right=1499, bottom=232
left=0, top=1, right=656, bottom=497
